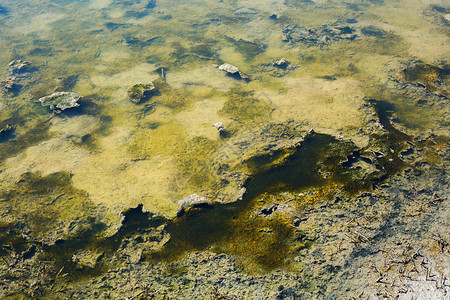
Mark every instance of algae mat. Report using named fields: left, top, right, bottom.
left=0, top=0, right=449, bottom=298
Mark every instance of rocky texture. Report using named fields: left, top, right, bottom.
left=8, top=60, right=31, bottom=74
left=39, top=92, right=81, bottom=111
left=218, top=63, right=249, bottom=80
left=1, top=60, right=33, bottom=94
left=127, top=82, right=157, bottom=103
left=282, top=24, right=357, bottom=45
left=261, top=58, right=296, bottom=77
left=445, top=14, right=450, bottom=22
left=176, top=193, right=211, bottom=216
left=1, top=153, right=447, bottom=299
left=213, top=122, right=227, bottom=137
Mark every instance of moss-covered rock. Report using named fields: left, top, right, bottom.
left=127, top=82, right=157, bottom=103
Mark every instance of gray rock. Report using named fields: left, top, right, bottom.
left=213, top=122, right=227, bottom=137
left=234, top=8, right=257, bottom=15
left=177, top=194, right=211, bottom=216
left=445, top=14, right=450, bottom=22
left=39, top=91, right=81, bottom=111
left=218, top=63, right=249, bottom=80
left=282, top=24, right=357, bottom=45
left=273, top=58, right=289, bottom=68
left=8, top=60, right=31, bottom=74
left=0, top=76, right=16, bottom=90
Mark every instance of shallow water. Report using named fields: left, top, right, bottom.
left=0, top=0, right=449, bottom=297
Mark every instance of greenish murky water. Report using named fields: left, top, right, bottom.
left=0, top=0, right=449, bottom=298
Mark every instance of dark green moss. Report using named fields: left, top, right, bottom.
left=127, top=83, right=156, bottom=103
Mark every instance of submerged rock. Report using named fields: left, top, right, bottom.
left=261, top=58, right=295, bottom=77
left=39, top=91, right=81, bottom=111
left=9, top=60, right=31, bottom=74
left=273, top=58, right=289, bottom=68
left=218, top=63, right=249, bottom=80
left=127, top=82, right=156, bottom=103
left=282, top=24, right=357, bottom=45
left=444, top=14, right=450, bottom=23
left=0, top=76, right=17, bottom=91
left=2, top=60, right=33, bottom=94
left=213, top=122, right=227, bottom=137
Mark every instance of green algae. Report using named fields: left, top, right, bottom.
left=219, top=89, right=273, bottom=124
left=129, top=122, right=220, bottom=192
left=152, top=79, right=194, bottom=111
left=0, top=172, right=97, bottom=238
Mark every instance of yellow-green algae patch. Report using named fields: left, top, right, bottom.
left=0, top=172, right=99, bottom=242
left=219, top=88, right=274, bottom=124
left=129, top=121, right=221, bottom=198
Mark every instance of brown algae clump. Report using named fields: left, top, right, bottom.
left=401, top=63, right=449, bottom=96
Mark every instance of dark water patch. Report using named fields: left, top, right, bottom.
left=124, top=35, right=160, bottom=47
left=29, top=47, right=53, bottom=56
left=0, top=5, right=9, bottom=16
left=40, top=205, right=165, bottom=282
left=0, top=121, right=52, bottom=164
left=430, top=5, right=449, bottom=13
left=124, top=9, right=150, bottom=19
left=366, top=99, right=410, bottom=141
left=346, top=18, right=358, bottom=24
left=361, top=26, right=389, bottom=38
left=146, top=0, right=156, bottom=9
left=365, top=99, right=412, bottom=178
left=59, top=95, right=114, bottom=149
left=0, top=124, right=15, bottom=142
left=71, top=134, right=98, bottom=152
left=320, top=75, right=337, bottom=81
left=190, top=43, right=217, bottom=58
left=1, top=82, right=23, bottom=96
left=56, top=74, right=79, bottom=91
left=0, top=221, right=30, bottom=257
left=225, top=37, right=265, bottom=59
left=105, top=22, right=130, bottom=31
